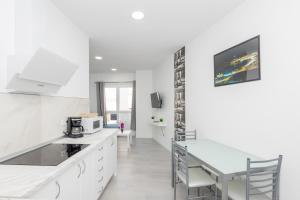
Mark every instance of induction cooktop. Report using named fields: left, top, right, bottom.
left=0, top=143, right=89, bottom=166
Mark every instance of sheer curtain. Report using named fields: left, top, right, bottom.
left=96, top=82, right=107, bottom=126
left=130, top=81, right=136, bottom=131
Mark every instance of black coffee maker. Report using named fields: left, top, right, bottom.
left=64, top=117, right=84, bottom=138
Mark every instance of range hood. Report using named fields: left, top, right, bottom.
left=7, top=47, right=78, bottom=94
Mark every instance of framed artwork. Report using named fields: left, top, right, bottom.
left=174, top=47, right=185, bottom=135
left=214, top=35, right=261, bottom=87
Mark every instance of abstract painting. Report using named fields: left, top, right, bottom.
left=214, top=36, right=261, bottom=87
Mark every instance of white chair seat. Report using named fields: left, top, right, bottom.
left=189, top=157, right=202, bottom=167
left=217, top=180, right=271, bottom=200
left=177, top=168, right=215, bottom=188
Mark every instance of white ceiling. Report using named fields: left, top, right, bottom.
left=51, top=0, right=245, bottom=73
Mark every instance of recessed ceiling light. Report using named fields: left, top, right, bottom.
left=95, top=56, right=103, bottom=60
left=132, top=11, right=144, bottom=20
left=111, top=68, right=117, bottom=71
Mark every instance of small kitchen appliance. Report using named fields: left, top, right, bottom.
left=81, top=116, right=103, bottom=134
left=64, top=117, right=84, bottom=138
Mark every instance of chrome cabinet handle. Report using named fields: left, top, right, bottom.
left=98, top=166, right=104, bottom=172
left=98, top=157, right=104, bottom=162
left=98, top=186, right=104, bottom=194
left=82, top=160, right=86, bottom=174
left=98, top=176, right=104, bottom=183
left=77, top=164, right=82, bottom=178
left=55, top=181, right=61, bottom=199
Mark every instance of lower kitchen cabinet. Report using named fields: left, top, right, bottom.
left=31, top=163, right=81, bottom=199
left=80, top=150, right=97, bottom=200
left=104, top=134, right=117, bottom=186
left=30, top=134, right=117, bottom=200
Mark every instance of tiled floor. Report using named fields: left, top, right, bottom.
left=100, top=138, right=187, bottom=200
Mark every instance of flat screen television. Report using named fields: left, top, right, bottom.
left=150, top=92, right=162, bottom=108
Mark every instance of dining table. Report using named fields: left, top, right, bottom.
left=174, top=139, right=261, bottom=200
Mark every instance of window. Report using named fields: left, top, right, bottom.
left=119, top=87, right=133, bottom=111
left=104, top=83, right=133, bottom=128
left=105, top=88, right=117, bottom=111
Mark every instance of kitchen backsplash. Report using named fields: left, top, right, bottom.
left=0, top=93, right=89, bottom=158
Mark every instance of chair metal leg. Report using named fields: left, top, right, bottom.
left=215, top=185, right=217, bottom=200
left=174, top=176, right=177, bottom=200
left=186, top=187, right=189, bottom=200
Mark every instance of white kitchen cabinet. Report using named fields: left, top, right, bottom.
left=30, top=134, right=117, bottom=200
left=103, top=135, right=117, bottom=187
left=79, top=150, right=97, bottom=200
left=31, top=164, right=81, bottom=199
left=95, top=144, right=105, bottom=197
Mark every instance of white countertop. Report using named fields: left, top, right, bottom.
left=0, top=129, right=118, bottom=198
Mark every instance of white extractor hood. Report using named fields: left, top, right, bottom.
left=6, top=47, right=79, bottom=94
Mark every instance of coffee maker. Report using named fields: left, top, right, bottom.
left=64, top=117, right=84, bottom=138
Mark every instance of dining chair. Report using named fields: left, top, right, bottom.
left=217, top=155, right=283, bottom=200
left=171, top=130, right=215, bottom=188
left=175, top=129, right=197, bottom=141
left=174, top=130, right=201, bottom=167
left=173, top=143, right=217, bottom=200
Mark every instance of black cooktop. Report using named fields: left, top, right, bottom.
left=0, top=143, right=89, bottom=166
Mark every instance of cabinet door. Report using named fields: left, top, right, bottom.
left=31, top=164, right=81, bottom=200
left=80, top=151, right=97, bottom=200
left=111, top=135, right=117, bottom=175
left=103, top=135, right=117, bottom=187
left=57, top=163, right=81, bottom=200
left=103, top=138, right=112, bottom=186
left=31, top=181, right=58, bottom=199
left=95, top=144, right=105, bottom=198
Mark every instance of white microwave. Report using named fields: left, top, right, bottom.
left=81, top=116, right=103, bottom=134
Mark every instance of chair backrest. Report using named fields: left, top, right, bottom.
left=246, top=155, right=283, bottom=200
left=173, top=143, right=189, bottom=186
left=175, top=129, right=197, bottom=141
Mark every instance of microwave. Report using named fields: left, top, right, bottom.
left=81, top=116, right=103, bottom=134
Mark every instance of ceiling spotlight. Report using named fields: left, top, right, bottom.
left=95, top=56, right=103, bottom=60
left=132, top=11, right=144, bottom=20
left=111, top=68, right=117, bottom=72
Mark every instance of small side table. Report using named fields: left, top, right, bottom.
left=117, top=130, right=133, bottom=151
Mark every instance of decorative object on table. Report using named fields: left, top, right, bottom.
left=159, top=118, right=164, bottom=122
left=174, top=47, right=186, bottom=138
left=151, top=116, right=155, bottom=120
left=214, top=35, right=261, bottom=87
left=120, top=122, right=125, bottom=133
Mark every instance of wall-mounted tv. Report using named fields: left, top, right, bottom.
left=150, top=92, right=162, bottom=108
left=214, top=35, right=261, bottom=87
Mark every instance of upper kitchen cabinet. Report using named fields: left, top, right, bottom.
left=6, top=0, right=89, bottom=96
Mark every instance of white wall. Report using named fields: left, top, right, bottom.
left=152, top=55, right=174, bottom=150
left=136, top=70, right=153, bottom=138
left=0, top=0, right=90, bottom=158
left=152, top=0, right=300, bottom=199
left=185, top=0, right=299, bottom=199
left=89, top=72, right=136, bottom=112
left=0, top=0, right=89, bottom=98
left=0, top=0, right=14, bottom=93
